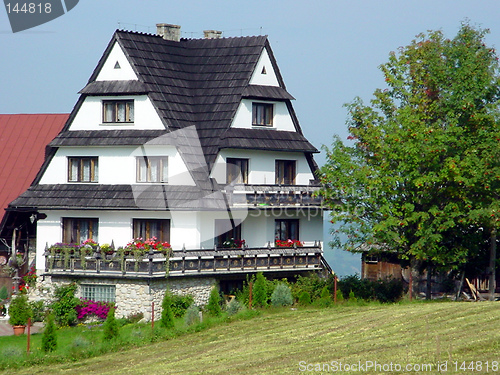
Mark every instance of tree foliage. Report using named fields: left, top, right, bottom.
left=160, top=290, right=175, bottom=329
left=320, top=22, right=500, bottom=271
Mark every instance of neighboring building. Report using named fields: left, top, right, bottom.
left=6, top=24, right=329, bottom=318
left=0, top=114, right=68, bottom=291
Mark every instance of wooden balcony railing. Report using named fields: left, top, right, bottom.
left=44, top=243, right=324, bottom=279
left=224, top=185, right=323, bottom=207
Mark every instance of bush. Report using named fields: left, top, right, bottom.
left=314, top=286, right=332, bottom=308
left=8, top=294, right=32, bottom=326
left=29, top=300, right=47, bottom=322
left=206, top=286, right=222, bottom=317
left=42, top=314, right=57, bottom=352
left=184, top=304, right=200, bottom=326
left=291, top=273, right=329, bottom=302
left=52, top=283, right=79, bottom=326
left=76, top=299, right=113, bottom=321
left=335, top=289, right=344, bottom=303
left=170, top=294, right=194, bottom=318
left=252, top=272, right=268, bottom=308
left=160, top=290, right=175, bottom=329
left=102, top=306, right=119, bottom=341
left=348, top=290, right=357, bottom=302
left=338, top=275, right=374, bottom=300
left=271, top=283, right=293, bottom=307
left=373, top=277, right=406, bottom=303
left=298, top=291, right=312, bottom=306
left=226, top=298, right=244, bottom=316
left=0, top=285, right=8, bottom=301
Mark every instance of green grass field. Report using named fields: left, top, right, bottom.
left=2, top=301, right=500, bottom=374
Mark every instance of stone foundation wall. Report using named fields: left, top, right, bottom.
left=31, top=275, right=216, bottom=321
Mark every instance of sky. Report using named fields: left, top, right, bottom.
left=2, top=0, right=500, bottom=275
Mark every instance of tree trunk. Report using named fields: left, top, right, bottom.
left=489, top=228, right=497, bottom=301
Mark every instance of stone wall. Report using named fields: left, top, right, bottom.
left=31, top=275, right=216, bottom=321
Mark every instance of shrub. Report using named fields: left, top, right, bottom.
left=51, top=283, right=79, bottom=326
left=314, top=286, right=332, bottom=308
left=76, top=299, right=113, bottom=321
left=29, top=300, right=47, bottom=322
left=348, top=290, right=357, bottom=302
left=184, top=304, right=200, bottom=326
left=373, top=277, right=406, bottom=303
left=42, top=314, right=57, bottom=352
left=298, top=291, right=312, bottom=306
left=206, top=286, right=222, bottom=317
left=252, top=272, right=268, bottom=308
left=226, top=298, right=244, bottom=316
left=335, top=289, right=344, bottom=303
left=102, top=306, right=119, bottom=341
left=0, top=285, right=8, bottom=301
left=338, top=275, right=374, bottom=300
left=271, top=283, right=293, bottom=307
left=291, top=273, right=329, bottom=302
left=8, top=294, right=32, bottom=326
left=160, top=290, right=175, bottom=328
left=170, top=294, right=194, bottom=318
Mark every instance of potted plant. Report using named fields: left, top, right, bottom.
left=8, top=294, right=32, bottom=335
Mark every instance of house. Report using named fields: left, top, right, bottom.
left=0, top=114, right=68, bottom=293
left=5, top=24, right=329, bottom=319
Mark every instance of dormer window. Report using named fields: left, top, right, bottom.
left=103, top=100, right=134, bottom=123
left=252, top=102, right=273, bottom=127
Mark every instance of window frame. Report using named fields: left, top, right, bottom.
left=133, top=219, right=171, bottom=243
left=252, top=102, right=274, bottom=127
left=136, top=156, right=168, bottom=183
left=81, top=284, right=116, bottom=303
left=215, top=219, right=242, bottom=247
left=275, top=159, right=296, bottom=185
left=226, top=158, right=249, bottom=184
left=102, top=99, right=134, bottom=123
left=62, top=217, right=99, bottom=244
left=275, top=219, right=299, bottom=242
left=68, top=157, right=98, bottom=183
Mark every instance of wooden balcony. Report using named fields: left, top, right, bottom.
left=44, top=243, right=326, bottom=279
left=224, top=184, right=323, bottom=207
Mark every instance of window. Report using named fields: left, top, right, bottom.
left=62, top=218, right=99, bottom=244
left=252, top=102, right=273, bottom=126
left=81, top=284, right=116, bottom=303
left=275, top=219, right=299, bottom=241
left=133, top=219, right=170, bottom=243
left=136, top=156, right=168, bottom=183
left=215, top=219, right=242, bottom=247
left=275, top=160, right=296, bottom=185
left=68, top=157, right=98, bottom=182
left=103, top=100, right=134, bottom=123
left=226, top=158, right=249, bottom=184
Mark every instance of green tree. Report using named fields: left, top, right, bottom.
left=102, top=306, right=119, bottom=341
left=41, top=314, right=57, bottom=352
left=320, top=22, right=500, bottom=298
left=253, top=273, right=268, bottom=308
left=206, top=286, right=222, bottom=317
left=160, top=290, right=175, bottom=328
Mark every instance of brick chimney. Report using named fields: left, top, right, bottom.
left=156, top=23, right=181, bottom=42
left=203, top=30, right=222, bottom=39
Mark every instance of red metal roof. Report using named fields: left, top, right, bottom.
left=0, top=114, right=68, bottom=217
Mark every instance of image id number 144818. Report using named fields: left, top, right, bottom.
left=6, top=3, right=51, bottom=13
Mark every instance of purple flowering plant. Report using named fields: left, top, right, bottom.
left=76, top=299, right=115, bottom=320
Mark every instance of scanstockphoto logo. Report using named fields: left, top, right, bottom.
left=3, top=0, right=78, bottom=33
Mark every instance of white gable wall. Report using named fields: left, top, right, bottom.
left=231, top=99, right=295, bottom=131
left=249, top=48, right=280, bottom=86
left=211, top=149, right=314, bottom=185
left=39, top=145, right=195, bottom=185
left=69, top=95, right=165, bottom=131
left=95, top=41, right=138, bottom=81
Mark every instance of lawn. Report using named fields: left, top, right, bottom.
left=1, top=301, right=500, bottom=374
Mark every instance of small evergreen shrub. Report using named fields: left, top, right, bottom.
left=0, top=285, right=8, bottom=301
left=271, top=283, right=293, bottom=307
left=252, top=272, right=268, bottom=307
left=102, top=306, right=119, bottom=341
left=29, top=300, right=47, bottom=322
left=226, top=298, right=243, bottom=316
left=51, top=283, right=79, bottom=326
left=314, top=286, right=332, bottom=308
left=348, top=290, right=357, bottom=302
left=8, top=294, right=32, bottom=326
left=206, top=286, right=222, bottom=317
left=335, top=289, right=344, bottom=303
left=42, top=314, right=57, bottom=353
left=161, top=290, right=175, bottom=329
left=184, top=304, right=200, bottom=326
left=373, top=278, right=406, bottom=303
left=170, top=294, right=194, bottom=318
left=298, top=291, right=312, bottom=306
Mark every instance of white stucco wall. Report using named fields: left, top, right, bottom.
left=95, top=41, right=138, bottom=81
left=249, top=48, right=280, bottom=86
left=68, top=95, right=165, bottom=131
left=211, top=149, right=314, bottom=185
left=231, top=99, right=295, bottom=131
left=39, top=145, right=195, bottom=185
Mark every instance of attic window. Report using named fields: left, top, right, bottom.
left=68, top=157, right=98, bottom=182
left=261, top=66, right=267, bottom=74
left=103, top=100, right=134, bottom=123
left=114, top=61, right=121, bottom=69
left=252, top=102, right=273, bottom=127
